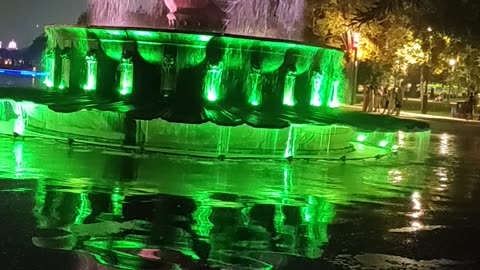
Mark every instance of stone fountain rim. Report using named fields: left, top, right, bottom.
left=45, top=24, right=343, bottom=53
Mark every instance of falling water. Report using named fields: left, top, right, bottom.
left=216, top=126, right=231, bottom=157
left=88, top=0, right=306, bottom=41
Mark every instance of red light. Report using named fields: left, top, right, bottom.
left=352, top=33, right=360, bottom=50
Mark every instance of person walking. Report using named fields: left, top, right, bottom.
left=373, top=87, right=381, bottom=112
left=381, top=86, right=390, bottom=115
left=467, top=92, right=477, bottom=120
left=394, top=88, right=402, bottom=116
left=362, top=85, right=371, bottom=112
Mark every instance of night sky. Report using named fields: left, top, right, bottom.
left=0, top=0, right=87, bottom=49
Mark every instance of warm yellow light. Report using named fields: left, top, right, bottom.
left=449, top=59, right=456, bottom=66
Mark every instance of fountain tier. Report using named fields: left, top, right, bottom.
left=43, top=26, right=345, bottom=120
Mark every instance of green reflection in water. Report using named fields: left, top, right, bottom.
left=0, top=125, right=432, bottom=269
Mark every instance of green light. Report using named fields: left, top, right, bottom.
left=310, top=72, right=324, bottom=107
left=284, top=126, right=297, bottom=158
left=192, top=193, right=213, bottom=241
left=83, top=55, right=98, bottom=91
left=13, top=103, right=25, bottom=135
left=379, top=140, right=389, bottom=147
left=246, top=69, right=262, bottom=106
left=60, top=54, right=70, bottom=90
left=14, top=142, right=23, bottom=175
left=392, top=145, right=399, bottom=151
left=328, top=81, right=341, bottom=108
left=106, top=30, right=124, bottom=36
left=203, top=63, right=223, bottom=102
left=357, top=134, right=367, bottom=142
left=74, top=193, right=92, bottom=225
left=101, top=41, right=123, bottom=61
left=131, top=30, right=152, bottom=37
left=198, top=35, right=213, bottom=42
left=118, top=58, right=134, bottom=96
left=283, top=71, right=296, bottom=106
left=43, top=51, right=55, bottom=88
left=111, top=187, right=124, bottom=217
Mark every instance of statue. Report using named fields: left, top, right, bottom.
left=163, top=0, right=239, bottom=29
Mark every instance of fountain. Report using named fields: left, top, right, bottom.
left=0, top=0, right=429, bottom=160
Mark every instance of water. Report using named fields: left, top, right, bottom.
left=0, top=74, right=42, bottom=89
left=0, top=121, right=479, bottom=269
left=88, top=0, right=305, bottom=41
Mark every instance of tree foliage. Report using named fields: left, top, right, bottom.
left=307, top=0, right=480, bottom=90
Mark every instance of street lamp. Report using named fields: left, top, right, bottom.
left=448, top=59, right=457, bottom=101
left=421, top=27, right=433, bottom=114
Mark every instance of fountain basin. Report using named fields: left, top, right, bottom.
left=42, top=25, right=345, bottom=122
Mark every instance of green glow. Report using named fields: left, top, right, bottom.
left=111, top=187, right=124, bottom=217
left=192, top=193, right=214, bottom=241
left=74, top=193, right=92, bottom=225
left=198, top=35, right=213, bottom=42
left=284, top=126, right=297, bottom=158
left=60, top=54, right=70, bottom=90
left=203, top=63, right=224, bottom=102
left=283, top=71, right=296, bottom=106
left=138, top=43, right=164, bottom=64
left=273, top=205, right=286, bottom=234
left=14, top=142, right=23, bottom=175
left=43, top=51, right=55, bottom=88
left=101, top=41, right=123, bottom=61
left=13, top=103, right=25, bottom=135
left=246, top=69, right=262, bottom=106
left=310, top=72, right=324, bottom=107
left=328, top=81, right=341, bottom=108
left=83, top=55, right=98, bottom=91
left=379, top=140, right=389, bottom=148
left=131, top=30, right=153, bottom=37
left=357, top=134, right=367, bottom=142
left=118, top=58, right=134, bottom=96
left=216, top=127, right=231, bottom=156
left=106, top=30, right=125, bottom=37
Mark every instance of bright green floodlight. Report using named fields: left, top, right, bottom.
left=43, top=52, right=56, bottom=88
left=203, top=63, right=224, bottom=102
left=118, top=58, right=134, bottom=96
left=357, top=134, right=367, bottom=142
left=310, top=72, right=324, bottom=107
left=379, top=140, right=389, bottom=148
left=247, top=70, right=262, bottom=106
left=83, top=55, right=98, bottom=91
left=283, top=71, right=296, bottom=106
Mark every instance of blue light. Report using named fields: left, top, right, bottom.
left=0, top=69, right=46, bottom=77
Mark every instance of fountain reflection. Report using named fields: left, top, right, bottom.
left=0, top=135, right=433, bottom=269
left=31, top=177, right=336, bottom=269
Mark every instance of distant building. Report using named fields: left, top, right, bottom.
left=7, top=39, right=18, bottom=50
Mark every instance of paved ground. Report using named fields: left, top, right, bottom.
left=344, top=105, right=480, bottom=135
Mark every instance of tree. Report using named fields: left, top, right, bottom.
left=77, top=11, right=89, bottom=26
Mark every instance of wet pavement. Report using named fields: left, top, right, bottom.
left=0, top=122, right=479, bottom=269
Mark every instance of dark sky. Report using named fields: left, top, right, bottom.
left=0, top=0, right=87, bottom=49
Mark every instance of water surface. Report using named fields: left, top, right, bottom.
left=0, top=127, right=479, bottom=269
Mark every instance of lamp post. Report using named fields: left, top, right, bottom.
left=421, top=26, right=433, bottom=114
left=351, top=32, right=360, bottom=105
left=448, top=58, right=456, bottom=102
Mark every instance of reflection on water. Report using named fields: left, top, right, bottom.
left=0, top=74, right=43, bottom=89
left=0, top=131, right=479, bottom=269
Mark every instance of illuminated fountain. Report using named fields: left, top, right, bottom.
left=0, top=0, right=429, bottom=160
